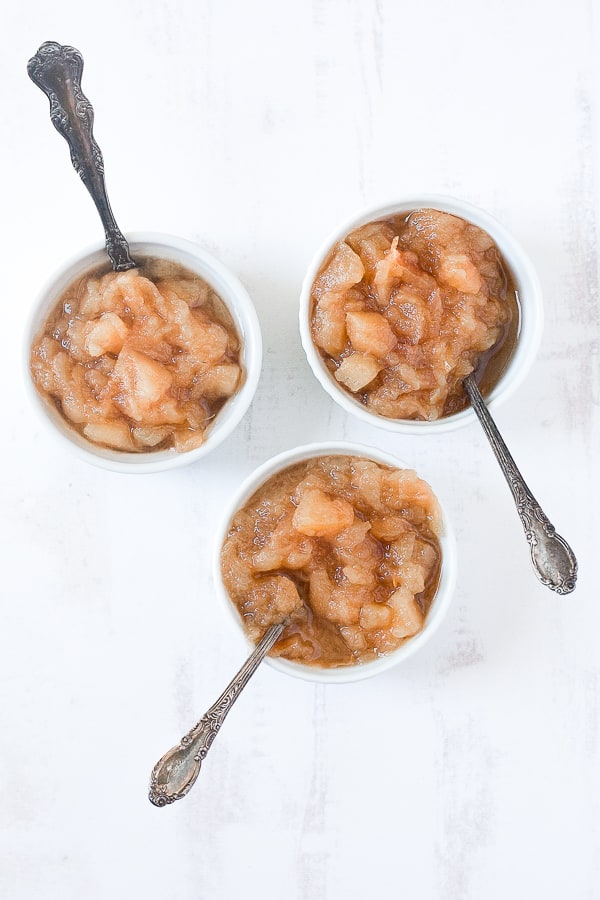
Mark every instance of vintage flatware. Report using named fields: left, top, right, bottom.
left=28, top=41, right=135, bottom=271
left=149, top=622, right=285, bottom=807
left=463, top=374, right=577, bottom=594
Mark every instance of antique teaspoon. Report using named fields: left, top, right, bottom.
left=463, top=374, right=577, bottom=594
left=149, top=622, right=285, bottom=806
left=27, top=41, right=135, bottom=271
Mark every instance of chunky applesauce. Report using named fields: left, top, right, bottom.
left=220, top=455, right=442, bottom=668
left=310, top=208, right=519, bottom=420
left=30, top=257, right=243, bottom=452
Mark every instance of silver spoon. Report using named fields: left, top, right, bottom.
left=28, top=41, right=135, bottom=271
left=463, top=374, right=577, bottom=594
left=149, top=622, right=285, bottom=807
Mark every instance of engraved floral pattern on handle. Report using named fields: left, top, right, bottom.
left=27, top=41, right=135, bottom=271
left=149, top=622, right=285, bottom=807
left=464, top=374, right=577, bottom=594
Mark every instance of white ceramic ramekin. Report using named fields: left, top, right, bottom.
left=24, top=232, right=262, bottom=473
left=299, top=195, right=544, bottom=434
left=213, top=441, right=457, bottom=684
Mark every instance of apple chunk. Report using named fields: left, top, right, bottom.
left=389, top=587, right=424, bottom=638
left=84, top=312, right=128, bottom=357
left=292, top=488, right=354, bottom=538
left=113, top=348, right=173, bottom=422
left=346, top=310, right=397, bottom=358
left=83, top=421, right=135, bottom=451
left=335, top=352, right=381, bottom=391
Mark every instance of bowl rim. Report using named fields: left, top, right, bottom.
left=299, top=193, right=544, bottom=434
left=212, top=440, right=457, bottom=684
left=23, top=231, right=263, bottom=473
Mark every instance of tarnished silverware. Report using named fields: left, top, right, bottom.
left=149, top=622, right=285, bottom=807
left=27, top=41, right=135, bottom=271
left=464, top=373, right=577, bottom=594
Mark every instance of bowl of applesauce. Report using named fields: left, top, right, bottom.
left=299, top=196, right=543, bottom=433
left=24, top=233, right=262, bottom=472
left=214, top=442, right=456, bottom=683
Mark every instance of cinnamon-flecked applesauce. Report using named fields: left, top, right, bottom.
left=220, top=455, right=442, bottom=668
left=310, top=208, right=519, bottom=420
left=30, top=257, right=243, bottom=452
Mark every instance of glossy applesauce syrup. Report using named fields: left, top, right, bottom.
left=310, top=209, right=520, bottom=420
left=30, top=257, right=243, bottom=453
left=220, top=455, right=442, bottom=668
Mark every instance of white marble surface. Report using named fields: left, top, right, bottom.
left=1, top=2, right=598, bottom=897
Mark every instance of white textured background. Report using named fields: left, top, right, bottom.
left=1, top=1, right=598, bottom=898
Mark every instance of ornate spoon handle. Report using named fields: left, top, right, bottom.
left=149, top=622, right=284, bottom=807
left=464, top=374, right=577, bottom=594
left=27, top=41, right=135, bottom=271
